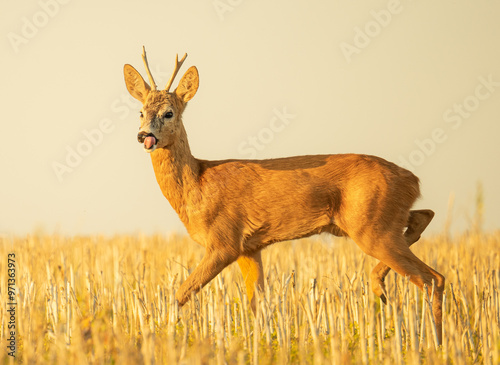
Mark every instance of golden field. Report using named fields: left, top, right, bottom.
left=0, top=231, right=499, bottom=364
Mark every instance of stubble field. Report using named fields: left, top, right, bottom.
left=1, top=231, right=499, bottom=364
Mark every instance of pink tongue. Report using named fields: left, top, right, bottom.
left=144, top=136, right=156, bottom=149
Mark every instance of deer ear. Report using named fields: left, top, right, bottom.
left=124, top=64, right=151, bottom=103
left=175, top=66, right=199, bottom=102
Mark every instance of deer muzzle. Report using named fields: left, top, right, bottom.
left=137, top=132, right=158, bottom=152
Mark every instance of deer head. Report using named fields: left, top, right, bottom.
left=123, top=47, right=199, bottom=152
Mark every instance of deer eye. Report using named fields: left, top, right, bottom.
left=164, top=111, right=173, bottom=119
left=139, top=111, right=144, bottom=118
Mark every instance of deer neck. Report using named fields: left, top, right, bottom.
left=149, top=123, right=201, bottom=225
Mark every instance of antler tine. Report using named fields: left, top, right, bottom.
left=141, top=46, right=157, bottom=91
left=165, top=53, right=188, bottom=92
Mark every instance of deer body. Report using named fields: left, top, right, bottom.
left=124, top=49, right=445, bottom=345
left=154, top=145, right=418, bottom=249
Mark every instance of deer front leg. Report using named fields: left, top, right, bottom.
left=237, top=251, right=265, bottom=314
left=176, top=248, right=239, bottom=306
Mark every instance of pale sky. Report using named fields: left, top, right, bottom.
left=1, top=0, right=499, bottom=236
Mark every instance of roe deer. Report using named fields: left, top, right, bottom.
left=123, top=48, right=445, bottom=344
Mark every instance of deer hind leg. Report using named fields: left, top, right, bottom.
left=370, top=209, right=435, bottom=303
left=362, top=233, right=444, bottom=345
left=175, top=248, right=239, bottom=307
left=237, top=251, right=265, bottom=314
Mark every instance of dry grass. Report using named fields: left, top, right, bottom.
left=1, top=231, right=499, bottom=364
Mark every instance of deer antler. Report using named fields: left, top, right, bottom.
left=141, top=46, right=157, bottom=91
left=165, top=53, right=188, bottom=92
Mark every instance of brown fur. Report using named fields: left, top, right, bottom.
left=123, top=55, right=445, bottom=344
